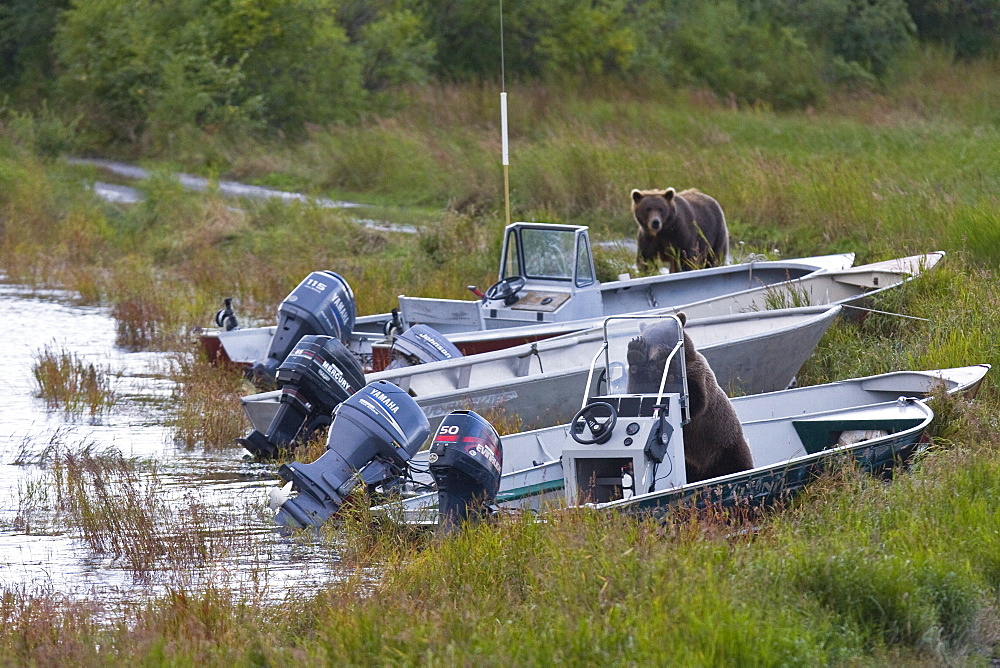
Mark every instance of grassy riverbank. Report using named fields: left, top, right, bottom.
left=1, top=50, right=999, bottom=664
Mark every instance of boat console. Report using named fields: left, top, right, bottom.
left=560, top=314, right=692, bottom=505
left=398, top=223, right=602, bottom=332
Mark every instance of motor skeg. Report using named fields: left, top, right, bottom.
left=385, top=324, right=463, bottom=370
left=239, top=335, right=364, bottom=458
left=274, top=380, right=430, bottom=529
left=255, top=271, right=357, bottom=383
left=429, top=411, right=503, bottom=531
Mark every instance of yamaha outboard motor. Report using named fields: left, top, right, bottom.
left=239, top=335, right=365, bottom=459
left=385, top=324, right=463, bottom=370
left=273, top=380, right=430, bottom=529
left=253, top=271, right=357, bottom=384
left=428, top=411, right=503, bottom=531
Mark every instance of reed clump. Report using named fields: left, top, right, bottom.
left=43, top=443, right=268, bottom=579
left=31, top=345, right=117, bottom=418
left=170, top=350, right=253, bottom=449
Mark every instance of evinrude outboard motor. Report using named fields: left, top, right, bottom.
left=273, top=380, right=430, bottom=529
left=428, top=411, right=503, bottom=531
left=253, top=271, right=357, bottom=384
left=239, top=335, right=365, bottom=459
left=385, top=324, right=463, bottom=370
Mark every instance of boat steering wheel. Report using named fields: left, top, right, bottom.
left=570, top=402, right=618, bottom=445
left=484, top=275, right=526, bottom=304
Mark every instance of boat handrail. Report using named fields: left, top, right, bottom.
left=656, top=336, right=690, bottom=425
left=581, top=340, right=609, bottom=409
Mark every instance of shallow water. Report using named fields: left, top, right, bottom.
left=73, top=157, right=421, bottom=234
left=0, top=282, right=349, bottom=606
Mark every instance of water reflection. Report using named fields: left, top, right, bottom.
left=0, top=282, right=346, bottom=605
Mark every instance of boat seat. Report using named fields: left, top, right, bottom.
left=399, top=296, right=484, bottom=331
left=792, top=414, right=925, bottom=455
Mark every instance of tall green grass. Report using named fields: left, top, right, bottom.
left=0, top=438, right=996, bottom=665
left=0, top=50, right=998, bottom=664
left=31, top=345, right=118, bottom=417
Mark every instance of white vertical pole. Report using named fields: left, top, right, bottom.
left=501, top=91, right=511, bottom=226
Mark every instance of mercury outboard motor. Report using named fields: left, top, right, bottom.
left=253, top=271, right=357, bottom=384
left=385, top=324, right=463, bottom=370
left=273, top=380, right=431, bottom=529
left=239, top=335, right=365, bottom=459
left=428, top=411, right=503, bottom=531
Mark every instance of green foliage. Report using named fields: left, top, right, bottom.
left=51, top=0, right=402, bottom=142
left=1, top=102, right=80, bottom=158
left=4, top=0, right=997, bottom=140
left=907, top=0, right=1000, bottom=58
left=355, top=9, right=436, bottom=93
left=751, top=0, right=918, bottom=78
left=535, top=0, right=637, bottom=76
left=422, top=0, right=639, bottom=80
left=668, top=1, right=825, bottom=108
left=0, top=0, right=68, bottom=98
left=222, top=0, right=367, bottom=131
left=54, top=0, right=265, bottom=143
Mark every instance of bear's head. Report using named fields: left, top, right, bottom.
left=631, top=188, right=677, bottom=236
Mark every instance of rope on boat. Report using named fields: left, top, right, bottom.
left=517, top=341, right=544, bottom=373
left=841, top=304, right=931, bottom=321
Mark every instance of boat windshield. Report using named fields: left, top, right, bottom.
left=519, top=227, right=576, bottom=281
left=594, top=316, right=688, bottom=407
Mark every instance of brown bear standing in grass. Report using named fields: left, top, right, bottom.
left=631, top=188, right=729, bottom=272
left=626, top=312, right=753, bottom=483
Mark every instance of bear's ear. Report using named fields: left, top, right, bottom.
left=631, top=189, right=643, bottom=204
left=664, top=187, right=676, bottom=201
left=676, top=311, right=687, bottom=326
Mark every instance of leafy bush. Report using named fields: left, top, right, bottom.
left=54, top=0, right=264, bottom=143
left=0, top=0, right=68, bottom=98
left=907, top=0, right=1000, bottom=58
left=750, top=0, right=917, bottom=78
left=667, top=2, right=825, bottom=108
left=51, top=0, right=435, bottom=142
left=1, top=102, right=79, bottom=157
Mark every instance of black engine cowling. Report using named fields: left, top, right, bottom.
left=274, top=380, right=431, bottom=529
left=428, top=411, right=503, bottom=530
left=239, top=334, right=365, bottom=458
left=254, top=271, right=357, bottom=384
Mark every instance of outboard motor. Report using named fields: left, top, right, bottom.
left=428, top=411, right=503, bottom=531
left=214, top=297, right=239, bottom=331
left=273, top=380, right=430, bottom=529
left=239, top=335, right=365, bottom=459
left=253, top=271, right=357, bottom=384
left=385, top=324, right=463, bottom=370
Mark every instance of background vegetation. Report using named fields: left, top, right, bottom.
left=1, top=0, right=998, bottom=147
left=0, top=0, right=998, bottom=664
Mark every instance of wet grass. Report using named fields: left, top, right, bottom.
left=31, top=345, right=118, bottom=418
left=11, top=438, right=280, bottom=585
left=170, top=350, right=253, bottom=449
